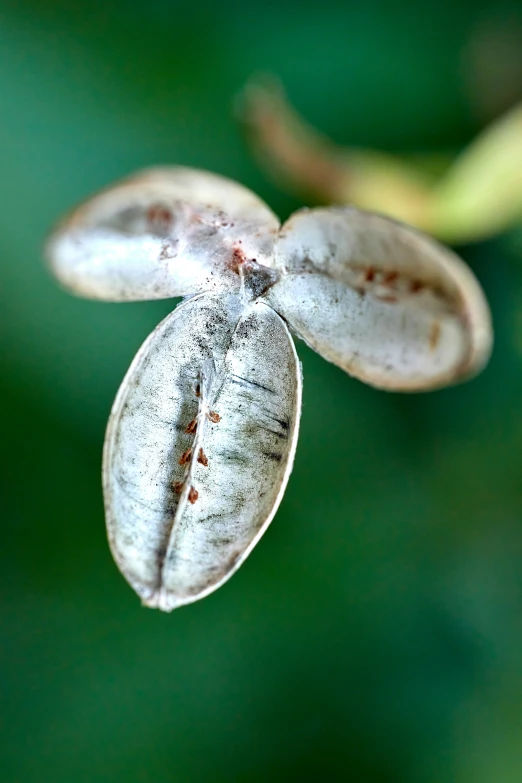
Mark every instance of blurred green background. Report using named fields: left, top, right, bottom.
left=2, top=1, right=522, bottom=781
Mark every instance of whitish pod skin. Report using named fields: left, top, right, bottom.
left=46, top=167, right=280, bottom=301
left=103, top=292, right=301, bottom=610
left=46, top=167, right=493, bottom=610
left=266, top=207, right=492, bottom=391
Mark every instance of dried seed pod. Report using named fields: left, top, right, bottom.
left=45, top=166, right=279, bottom=301
left=103, top=292, right=301, bottom=611
left=266, top=206, right=492, bottom=391
left=46, top=165, right=493, bottom=611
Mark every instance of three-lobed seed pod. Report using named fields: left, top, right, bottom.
left=46, top=166, right=492, bottom=610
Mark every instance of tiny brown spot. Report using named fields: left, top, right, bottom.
left=179, top=448, right=192, bottom=466
left=185, top=419, right=197, bottom=434
left=375, top=294, right=398, bottom=304
left=410, top=280, right=424, bottom=294
left=147, top=204, right=172, bottom=231
left=365, top=266, right=376, bottom=282
left=188, top=486, right=199, bottom=504
left=197, top=448, right=209, bottom=467
left=384, top=270, right=399, bottom=285
left=172, top=481, right=184, bottom=494
left=195, top=383, right=201, bottom=398
left=429, top=321, right=441, bottom=351
left=208, top=411, right=221, bottom=423
left=229, top=246, right=246, bottom=274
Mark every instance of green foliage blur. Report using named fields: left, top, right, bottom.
left=2, top=1, right=522, bottom=781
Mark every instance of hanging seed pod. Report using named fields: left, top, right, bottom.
left=45, top=166, right=492, bottom=610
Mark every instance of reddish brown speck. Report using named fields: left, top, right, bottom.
left=365, top=266, right=376, bottom=282
left=229, top=246, right=245, bottom=274
left=185, top=419, right=197, bottom=434
left=195, top=383, right=201, bottom=398
left=179, top=448, right=192, bottom=466
left=188, top=486, right=199, bottom=504
left=197, top=448, right=209, bottom=467
left=208, top=411, right=221, bottom=423
left=410, top=280, right=424, bottom=294
left=384, top=270, right=399, bottom=285
left=172, top=481, right=184, bottom=494
left=147, top=204, right=172, bottom=230
left=375, top=294, right=398, bottom=304
left=429, top=321, right=441, bottom=351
